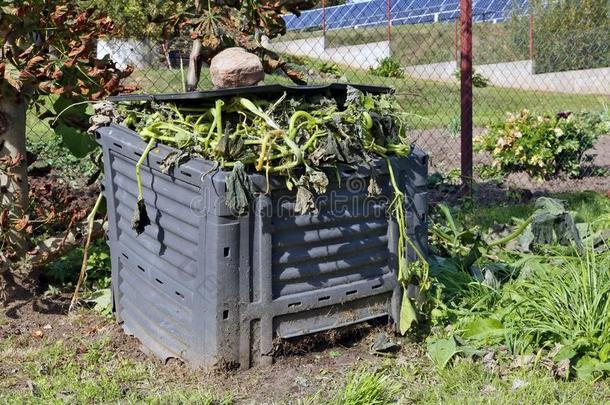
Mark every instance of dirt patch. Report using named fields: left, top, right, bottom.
left=0, top=274, right=409, bottom=403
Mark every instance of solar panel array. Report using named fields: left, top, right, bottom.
left=284, top=0, right=529, bottom=31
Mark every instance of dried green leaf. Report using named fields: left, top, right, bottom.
left=132, top=198, right=150, bottom=235
left=159, top=151, right=190, bottom=175
left=225, top=162, right=254, bottom=215
left=295, top=186, right=316, bottom=215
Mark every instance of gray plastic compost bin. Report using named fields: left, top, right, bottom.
left=97, top=83, right=428, bottom=369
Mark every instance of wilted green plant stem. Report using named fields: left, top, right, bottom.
left=386, top=158, right=430, bottom=334
left=487, top=217, right=533, bottom=247
left=136, top=137, right=157, bottom=203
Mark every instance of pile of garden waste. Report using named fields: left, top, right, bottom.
left=105, top=86, right=427, bottom=332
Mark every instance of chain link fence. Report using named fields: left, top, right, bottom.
left=26, top=2, right=610, bottom=203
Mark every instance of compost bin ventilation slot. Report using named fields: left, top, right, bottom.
left=137, top=265, right=146, bottom=273
left=346, top=290, right=357, bottom=296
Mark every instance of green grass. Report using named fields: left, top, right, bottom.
left=451, top=191, right=610, bottom=230
left=340, top=70, right=607, bottom=129
left=0, top=334, right=232, bottom=404
left=3, top=330, right=610, bottom=404
left=280, top=20, right=529, bottom=67
left=399, top=358, right=610, bottom=404
left=334, top=368, right=400, bottom=405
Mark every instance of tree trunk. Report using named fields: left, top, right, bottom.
left=0, top=96, right=28, bottom=270
left=186, top=39, right=203, bottom=92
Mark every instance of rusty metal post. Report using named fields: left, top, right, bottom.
left=460, top=0, right=473, bottom=192
left=529, top=13, right=534, bottom=61
left=322, top=0, right=327, bottom=48
left=386, top=0, right=392, bottom=43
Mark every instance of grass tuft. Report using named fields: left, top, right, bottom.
left=334, top=368, right=400, bottom=405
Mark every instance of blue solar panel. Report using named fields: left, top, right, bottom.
left=283, top=0, right=527, bottom=31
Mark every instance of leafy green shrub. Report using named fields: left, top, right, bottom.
left=475, top=110, right=604, bottom=179
left=304, top=60, right=342, bottom=77
left=428, top=196, right=610, bottom=379
left=526, top=0, right=610, bottom=73
left=453, top=69, right=490, bottom=88
left=43, top=240, right=110, bottom=290
left=27, top=130, right=98, bottom=180
left=316, top=61, right=342, bottom=76
left=369, top=57, right=404, bottom=78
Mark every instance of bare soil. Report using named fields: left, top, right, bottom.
left=0, top=274, right=412, bottom=404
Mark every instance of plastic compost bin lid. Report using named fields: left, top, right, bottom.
left=107, top=83, right=393, bottom=105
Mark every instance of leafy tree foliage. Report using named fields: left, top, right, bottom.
left=0, top=0, right=132, bottom=269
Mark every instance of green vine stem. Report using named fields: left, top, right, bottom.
left=136, top=137, right=157, bottom=203
left=386, top=158, right=430, bottom=334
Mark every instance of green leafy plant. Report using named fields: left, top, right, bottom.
left=369, top=57, right=404, bottom=78
left=43, top=240, right=111, bottom=291
left=524, top=0, right=609, bottom=73
left=428, top=196, right=610, bottom=379
left=27, top=132, right=98, bottom=181
left=454, top=69, right=490, bottom=88
left=475, top=110, right=603, bottom=179
left=447, top=114, right=460, bottom=138
left=314, top=61, right=342, bottom=77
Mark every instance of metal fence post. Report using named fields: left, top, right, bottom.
left=460, top=0, right=473, bottom=192
left=529, top=13, right=535, bottom=73
left=387, top=0, right=392, bottom=43
left=322, top=0, right=327, bottom=49
left=454, top=18, right=459, bottom=65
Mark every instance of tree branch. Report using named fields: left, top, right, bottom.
left=27, top=219, right=106, bottom=270
left=186, top=39, right=203, bottom=91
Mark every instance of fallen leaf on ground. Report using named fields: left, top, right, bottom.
left=31, top=330, right=44, bottom=338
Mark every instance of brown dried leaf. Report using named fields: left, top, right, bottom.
left=0, top=210, right=8, bottom=228
left=26, top=55, right=45, bottom=69
left=14, top=216, right=30, bottom=232
left=31, top=330, right=44, bottom=339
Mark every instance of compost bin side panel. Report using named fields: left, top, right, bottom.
left=405, top=147, right=429, bottom=262
left=99, top=131, right=123, bottom=323
left=192, top=196, right=242, bottom=368
left=98, top=126, right=211, bottom=364
left=242, top=168, right=400, bottom=354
